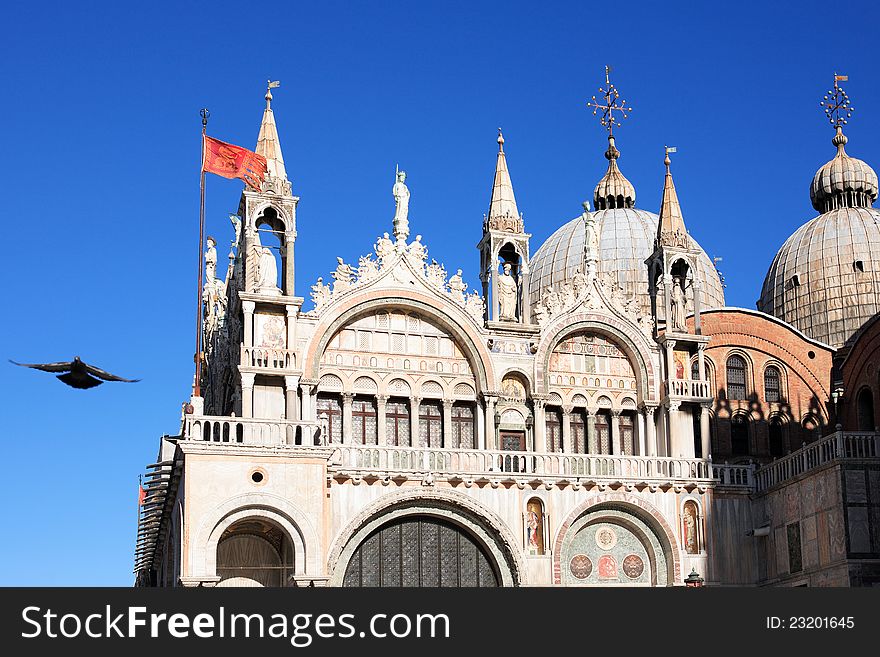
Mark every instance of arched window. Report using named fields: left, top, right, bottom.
left=769, top=417, right=785, bottom=456
left=451, top=403, right=475, bottom=449
left=317, top=394, right=342, bottom=443
left=691, top=359, right=700, bottom=381
left=764, top=366, right=781, bottom=403
left=730, top=415, right=749, bottom=456
left=726, top=355, right=747, bottom=400
left=385, top=398, right=410, bottom=446
left=351, top=397, right=377, bottom=445
left=419, top=400, right=443, bottom=448
left=857, top=388, right=875, bottom=431
left=570, top=410, right=586, bottom=453
left=545, top=407, right=562, bottom=452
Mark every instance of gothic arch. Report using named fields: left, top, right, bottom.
left=535, top=313, right=659, bottom=403
left=552, top=492, right=680, bottom=585
left=192, top=492, right=321, bottom=579
left=250, top=202, right=292, bottom=232
left=326, top=488, right=525, bottom=587
left=303, top=292, right=496, bottom=392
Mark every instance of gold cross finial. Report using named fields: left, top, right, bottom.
left=820, top=73, right=853, bottom=129
left=586, top=66, right=632, bottom=135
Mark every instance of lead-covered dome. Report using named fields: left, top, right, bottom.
left=529, top=139, right=725, bottom=315
left=759, top=127, right=880, bottom=348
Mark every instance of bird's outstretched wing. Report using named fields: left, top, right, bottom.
left=9, top=359, right=72, bottom=373
left=82, top=361, right=141, bottom=383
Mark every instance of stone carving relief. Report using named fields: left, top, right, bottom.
left=307, top=232, right=486, bottom=326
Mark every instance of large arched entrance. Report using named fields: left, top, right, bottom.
left=342, top=516, right=499, bottom=587
left=215, top=518, right=295, bottom=587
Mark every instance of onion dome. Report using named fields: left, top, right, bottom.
left=593, top=135, right=636, bottom=209
left=809, top=127, right=878, bottom=212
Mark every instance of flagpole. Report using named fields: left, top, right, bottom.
left=195, top=108, right=210, bottom=398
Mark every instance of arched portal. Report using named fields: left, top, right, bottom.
left=342, top=516, right=499, bottom=587
left=215, top=517, right=295, bottom=587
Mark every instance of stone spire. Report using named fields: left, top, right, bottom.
left=656, top=147, right=688, bottom=247
left=486, top=129, right=522, bottom=231
left=255, top=81, right=287, bottom=181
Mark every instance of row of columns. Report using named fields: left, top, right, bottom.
left=545, top=405, right=659, bottom=456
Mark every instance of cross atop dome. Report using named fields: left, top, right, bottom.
left=586, top=65, right=632, bottom=136
left=820, top=73, right=853, bottom=130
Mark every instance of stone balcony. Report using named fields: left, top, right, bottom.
left=182, top=414, right=735, bottom=489
left=661, top=378, right=712, bottom=404
left=239, top=345, right=298, bottom=371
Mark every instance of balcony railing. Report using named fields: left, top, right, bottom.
left=663, top=378, right=711, bottom=400
left=185, top=415, right=322, bottom=446
left=754, top=431, right=879, bottom=492
left=712, top=463, right=755, bottom=488
left=240, top=346, right=297, bottom=370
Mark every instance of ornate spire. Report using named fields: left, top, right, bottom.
left=589, top=67, right=635, bottom=210
left=255, top=80, right=287, bottom=181
left=486, top=128, right=523, bottom=232
left=656, top=146, right=689, bottom=248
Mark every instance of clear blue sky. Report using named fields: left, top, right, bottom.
left=1, top=0, right=878, bottom=585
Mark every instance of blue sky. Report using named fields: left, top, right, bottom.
left=1, top=0, right=878, bottom=585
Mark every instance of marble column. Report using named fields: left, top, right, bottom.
left=491, top=256, right=499, bottom=322
left=533, top=399, right=546, bottom=454
left=644, top=405, right=657, bottom=457
left=285, top=305, right=297, bottom=352
left=284, top=230, right=296, bottom=296
left=637, top=410, right=646, bottom=456
left=668, top=400, right=682, bottom=457
left=376, top=395, right=388, bottom=446
left=410, top=396, right=422, bottom=447
left=442, top=399, right=454, bottom=448
left=241, top=372, right=255, bottom=418
left=611, top=409, right=621, bottom=455
left=298, top=381, right=315, bottom=421
left=284, top=375, right=300, bottom=421
left=342, top=392, right=354, bottom=445
left=242, top=300, right=255, bottom=348
left=484, top=396, right=497, bottom=450
left=561, top=406, right=573, bottom=453
left=700, top=402, right=712, bottom=459
left=697, top=343, right=707, bottom=381
left=476, top=402, right=485, bottom=450
left=586, top=408, right=597, bottom=454
left=520, top=266, right=531, bottom=325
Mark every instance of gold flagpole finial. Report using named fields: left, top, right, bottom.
left=586, top=66, right=632, bottom=136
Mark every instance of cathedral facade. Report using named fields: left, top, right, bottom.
left=136, top=77, right=880, bottom=588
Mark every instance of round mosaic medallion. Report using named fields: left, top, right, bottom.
left=595, top=526, right=618, bottom=550
left=622, top=554, right=644, bottom=579
left=569, top=554, right=593, bottom=579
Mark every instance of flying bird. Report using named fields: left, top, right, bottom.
left=9, top=356, right=141, bottom=389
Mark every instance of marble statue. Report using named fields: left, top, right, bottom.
left=392, top=169, right=410, bottom=241
left=497, top=263, right=518, bottom=320
left=448, top=269, right=467, bottom=303
left=671, top=276, right=687, bottom=331
left=229, top=214, right=242, bottom=246
left=426, top=259, right=446, bottom=289
left=205, top=236, right=217, bottom=281
left=310, top=277, right=332, bottom=309
left=464, top=291, right=484, bottom=323
left=407, top=234, right=427, bottom=262
left=583, top=202, right=599, bottom=256
left=357, top=254, right=379, bottom=282
left=375, top=232, right=395, bottom=265
left=333, top=257, right=353, bottom=293
left=256, top=246, right=279, bottom=293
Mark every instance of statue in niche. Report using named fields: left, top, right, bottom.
left=332, top=257, right=353, bottom=293
left=497, top=262, right=518, bottom=320
left=310, top=277, right=332, bottom=309
left=526, top=499, right=544, bottom=555
left=670, top=276, right=688, bottom=331
left=392, top=168, right=410, bottom=241
left=448, top=268, right=467, bottom=303
left=204, top=236, right=217, bottom=281
left=683, top=501, right=699, bottom=554
left=375, top=232, right=395, bottom=265
left=255, top=246, right=280, bottom=293
left=407, top=234, right=427, bottom=262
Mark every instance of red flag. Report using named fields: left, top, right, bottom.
left=138, top=477, right=146, bottom=506
left=202, top=135, right=267, bottom=190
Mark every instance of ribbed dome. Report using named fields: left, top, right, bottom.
left=593, top=135, right=636, bottom=210
left=529, top=207, right=726, bottom=316
left=810, top=128, right=878, bottom=213
left=757, top=206, right=880, bottom=348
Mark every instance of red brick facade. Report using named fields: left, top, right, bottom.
left=691, top=309, right=834, bottom=463
left=835, top=314, right=880, bottom=431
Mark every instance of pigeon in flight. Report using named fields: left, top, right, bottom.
left=9, top=356, right=141, bottom=389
